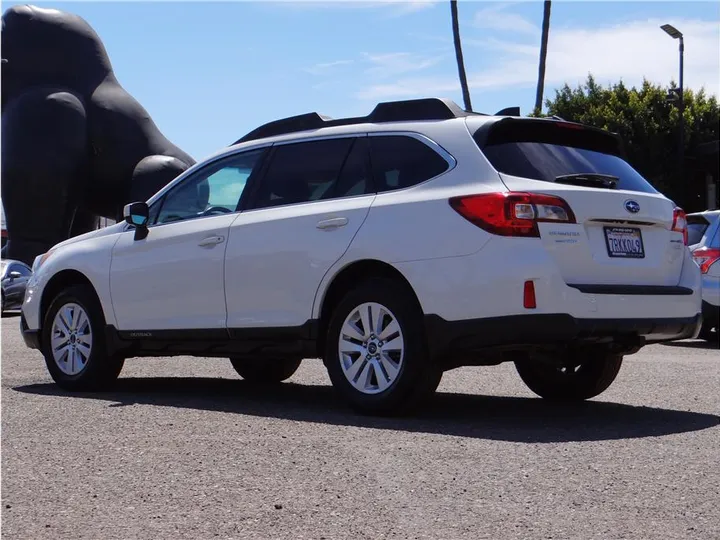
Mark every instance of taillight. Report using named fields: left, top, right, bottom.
left=449, top=192, right=576, bottom=237
left=671, top=207, right=688, bottom=245
left=692, top=247, right=720, bottom=274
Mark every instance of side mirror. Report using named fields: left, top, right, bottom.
left=8, top=271, right=22, bottom=279
left=123, top=202, right=150, bottom=241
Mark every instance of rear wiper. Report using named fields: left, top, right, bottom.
left=554, top=173, right=619, bottom=189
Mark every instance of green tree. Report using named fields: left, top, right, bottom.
left=539, top=74, right=719, bottom=209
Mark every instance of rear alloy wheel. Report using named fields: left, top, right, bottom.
left=42, top=285, right=124, bottom=391
left=515, top=351, right=623, bottom=401
left=325, top=278, right=442, bottom=416
left=229, top=357, right=301, bottom=383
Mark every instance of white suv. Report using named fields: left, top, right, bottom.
left=19, top=98, right=702, bottom=415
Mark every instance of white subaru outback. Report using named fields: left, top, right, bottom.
left=20, top=98, right=702, bottom=415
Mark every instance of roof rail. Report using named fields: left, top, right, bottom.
left=232, top=97, right=484, bottom=145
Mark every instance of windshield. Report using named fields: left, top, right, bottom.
left=480, top=142, right=659, bottom=194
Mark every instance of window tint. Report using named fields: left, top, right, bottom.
left=6, top=263, right=30, bottom=277
left=154, top=149, right=264, bottom=225
left=480, top=142, right=658, bottom=194
left=324, top=137, right=371, bottom=199
left=687, top=223, right=708, bottom=246
left=369, top=135, right=450, bottom=193
left=250, top=138, right=355, bottom=209
left=711, top=223, right=720, bottom=248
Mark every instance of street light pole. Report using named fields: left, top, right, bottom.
left=661, top=24, right=685, bottom=182
left=678, top=34, right=684, bottom=179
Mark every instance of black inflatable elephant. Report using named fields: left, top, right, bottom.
left=1, top=4, right=195, bottom=265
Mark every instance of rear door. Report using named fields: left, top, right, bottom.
left=224, top=135, right=375, bottom=330
left=473, top=118, right=686, bottom=286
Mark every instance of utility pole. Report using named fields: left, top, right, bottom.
left=534, top=1, right=552, bottom=115
left=450, top=1, right=472, bottom=111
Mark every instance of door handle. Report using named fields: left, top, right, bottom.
left=198, top=235, right=225, bottom=247
left=316, top=217, right=348, bottom=230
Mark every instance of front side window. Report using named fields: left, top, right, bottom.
left=368, top=135, right=450, bottom=193
left=249, top=137, right=358, bottom=210
left=153, top=149, right=265, bottom=225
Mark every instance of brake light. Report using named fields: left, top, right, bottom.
left=555, top=122, right=584, bottom=130
left=692, top=247, right=720, bottom=274
left=449, top=192, right=576, bottom=237
left=671, top=207, right=688, bottom=245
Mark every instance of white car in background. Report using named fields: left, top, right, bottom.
left=18, top=98, right=703, bottom=415
left=688, top=210, right=720, bottom=341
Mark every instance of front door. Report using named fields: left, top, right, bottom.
left=109, top=147, right=267, bottom=331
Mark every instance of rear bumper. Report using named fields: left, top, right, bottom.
left=425, top=313, right=703, bottom=359
left=20, top=313, right=41, bottom=350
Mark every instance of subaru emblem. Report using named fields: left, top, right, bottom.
left=624, top=200, right=640, bottom=214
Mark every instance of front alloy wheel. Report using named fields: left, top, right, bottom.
left=42, top=285, right=124, bottom=391
left=515, top=351, right=623, bottom=401
left=50, top=302, right=93, bottom=376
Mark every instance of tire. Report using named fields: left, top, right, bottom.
left=698, top=304, right=720, bottom=341
left=229, top=357, right=301, bottom=383
left=515, top=350, right=623, bottom=402
left=324, top=277, right=442, bottom=416
left=41, top=284, right=124, bottom=391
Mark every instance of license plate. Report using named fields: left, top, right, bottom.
left=603, top=226, right=645, bottom=258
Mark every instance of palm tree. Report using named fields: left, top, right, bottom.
left=450, top=0, right=472, bottom=111
left=534, top=0, right=552, bottom=115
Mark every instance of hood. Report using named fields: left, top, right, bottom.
left=51, top=221, right=126, bottom=251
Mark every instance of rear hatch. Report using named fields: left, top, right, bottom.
left=472, top=117, right=686, bottom=287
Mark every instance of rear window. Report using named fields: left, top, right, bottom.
left=474, top=120, right=658, bottom=194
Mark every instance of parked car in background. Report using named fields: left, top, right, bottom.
left=1, top=201, right=7, bottom=250
left=18, top=97, right=702, bottom=415
left=1, top=259, right=32, bottom=314
left=688, top=210, right=720, bottom=341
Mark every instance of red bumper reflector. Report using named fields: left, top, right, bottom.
left=523, top=280, right=536, bottom=309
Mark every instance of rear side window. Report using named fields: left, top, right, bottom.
left=250, top=137, right=361, bottom=209
left=687, top=215, right=709, bottom=246
left=369, top=135, right=450, bottom=192
left=475, top=121, right=658, bottom=194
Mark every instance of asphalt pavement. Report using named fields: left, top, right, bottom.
left=2, top=312, right=719, bottom=540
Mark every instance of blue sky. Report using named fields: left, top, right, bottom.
left=3, top=1, right=719, bottom=161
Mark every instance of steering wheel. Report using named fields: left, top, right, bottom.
left=201, top=206, right=233, bottom=216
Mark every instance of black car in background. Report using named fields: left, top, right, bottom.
left=1, top=259, right=32, bottom=314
